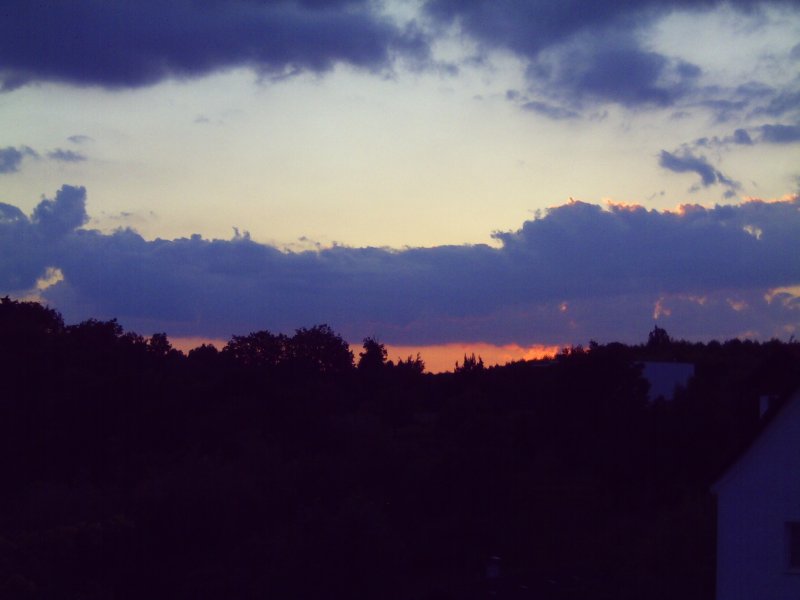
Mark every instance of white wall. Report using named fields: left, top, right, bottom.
left=715, top=395, right=800, bottom=600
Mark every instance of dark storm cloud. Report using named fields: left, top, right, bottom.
left=658, top=150, right=740, bottom=196
left=424, top=0, right=798, bottom=117
left=0, top=0, right=428, bottom=90
left=0, top=146, right=37, bottom=174
left=47, top=149, right=87, bottom=163
left=2, top=186, right=799, bottom=345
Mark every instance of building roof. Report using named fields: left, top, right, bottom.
left=712, top=388, right=800, bottom=494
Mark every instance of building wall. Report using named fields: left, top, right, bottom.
left=716, top=396, right=800, bottom=600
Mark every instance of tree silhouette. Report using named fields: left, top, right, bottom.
left=286, top=324, right=354, bottom=375
left=455, top=352, right=484, bottom=374
left=394, top=353, right=425, bottom=376
left=147, top=332, right=176, bottom=357
left=3, top=298, right=799, bottom=600
left=647, top=325, right=672, bottom=349
left=223, top=330, right=287, bottom=369
left=358, top=337, right=388, bottom=373
left=0, top=296, right=64, bottom=337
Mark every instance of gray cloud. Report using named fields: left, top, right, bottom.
left=689, top=120, right=800, bottom=153
left=0, top=0, right=429, bottom=90
left=0, top=186, right=87, bottom=290
left=658, top=150, right=740, bottom=196
left=2, top=186, right=799, bottom=346
left=528, top=35, right=702, bottom=109
left=520, top=100, right=579, bottom=120
left=759, top=123, right=800, bottom=143
left=31, top=185, right=90, bottom=238
left=732, top=128, right=754, bottom=145
left=754, top=88, right=800, bottom=118
left=0, top=147, right=25, bottom=174
left=693, top=129, right=753, bottom=149
left=67, top=135, right=93, bottom=145
left=425, top=0, right=799, bottom=118
left=0, top=146, right=37, bottom=174
left=0, top=202, right=27, bottom=224
left=47, top=149, right=88, bottom=162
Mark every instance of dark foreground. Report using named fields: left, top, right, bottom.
left=2, top=298, right=799, bottom=599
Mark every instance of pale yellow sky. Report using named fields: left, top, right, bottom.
left=2, top=5, right=797, bottom=250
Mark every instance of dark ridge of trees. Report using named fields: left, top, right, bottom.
left=1, top=296, right=800, bottom=599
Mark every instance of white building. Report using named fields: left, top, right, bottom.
left=712, top=390, right=800, bottom=600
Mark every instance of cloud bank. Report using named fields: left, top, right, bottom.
left=0, top=0, right=427, bottom=90
left=2, top=186, right=799, bottom=346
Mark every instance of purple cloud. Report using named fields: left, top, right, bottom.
left=0, top=146, right=37, bottom=174
left=2, top=186, right=799, bottom=346
left=424, top=0, right=799, bottom=117
left=759, top=123, right=800, bottom=144
left=47, top=149, right=87, bottom=162
left=659, top=150, right=740, bottom=196
left=0, top=0, right=429, bottom=90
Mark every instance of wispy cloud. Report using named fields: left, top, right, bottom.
left=47, top=149, right=88, bottom=163
left=424, top=0, right=799, bottom=119
left=658, top=149, right=740, bottom=197
left=67, top=134, right=93, bottom=145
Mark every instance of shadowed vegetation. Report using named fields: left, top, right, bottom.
left=1, top=297, right=799, bottom=599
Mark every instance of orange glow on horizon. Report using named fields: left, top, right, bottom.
left=170, top=336, right=560, bottom=373
left=385, top=342, right=560, bottom=373
left=171, top=336, right=226, bottom=353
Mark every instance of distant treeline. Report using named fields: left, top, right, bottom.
left=1, top=297, right=799, bottom=600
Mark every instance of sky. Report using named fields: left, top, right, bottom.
left=1, top=0, right=799, bottom=370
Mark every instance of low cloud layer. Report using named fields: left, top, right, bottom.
left=2, top=186, right=799, bottom=346
left=0, top=0, right=427, bottom=90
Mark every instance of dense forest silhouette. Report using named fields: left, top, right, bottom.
left=1, top=296, right=799, bottom=599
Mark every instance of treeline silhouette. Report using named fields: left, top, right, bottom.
left=1, top=297, right=799, bottom=599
